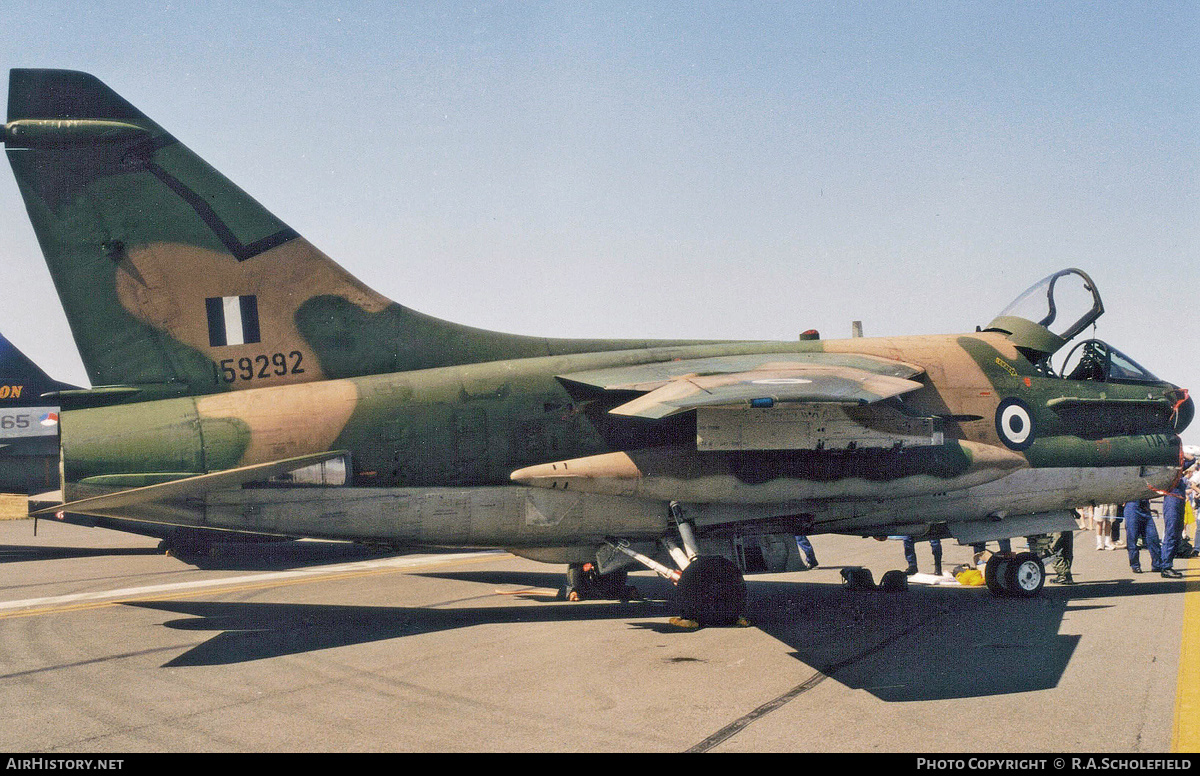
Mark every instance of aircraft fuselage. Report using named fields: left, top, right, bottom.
left=58, top=331, right=1184, bottom=548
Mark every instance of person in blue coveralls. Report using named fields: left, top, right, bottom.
left=794, top=536, right=819, bottom=569
left=1123, top=500, right=1162, bottom=575
left=1159, top=456, right=1195, bottom=579
left=903, top=536, right=942, bottom=577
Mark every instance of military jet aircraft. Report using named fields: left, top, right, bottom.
left=2, top=69, right=1191, bottom=624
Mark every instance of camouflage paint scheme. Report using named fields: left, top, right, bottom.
left=3, top=71, right=1192, bottom=589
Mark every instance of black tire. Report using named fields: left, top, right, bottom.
left=675, top=556, right=746, bottom=626
left=1004, top=551, right=1046, bottom=598
left=878, top=569, right=909, bottom=592
left=985, top=552, right=1012, bottom=597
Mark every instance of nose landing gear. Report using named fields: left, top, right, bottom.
left=984, top=551, right=1046, bottom=597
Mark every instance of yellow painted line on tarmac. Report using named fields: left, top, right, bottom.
left=1172, top=555, right=1200, bottom=752
left=0, top=551, right=503, bottom=621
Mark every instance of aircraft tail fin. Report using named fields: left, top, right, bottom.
left=4, top=69, right=616, bottom=397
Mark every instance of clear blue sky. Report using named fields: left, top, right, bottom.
left=1, top=2, right=1196, bottom=444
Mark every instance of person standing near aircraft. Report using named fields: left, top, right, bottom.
left=794, top=536, right=819, bottom=570
left=1158, top=458, right=1193, bottom=579
left=903, top=536, right=942, bottom=577
left=1189, top=461, right=1200, bottom=553
left=1023, top=533, right=1073, bottom=584
left=1123, top=500, right=1163, bottom=574
left=1094, top=503, right=1118, bottom=551
left=1048, top=531, right=1075, bottom=584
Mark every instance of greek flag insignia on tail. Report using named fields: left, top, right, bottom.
left=206, top=295, right=261, bottom=347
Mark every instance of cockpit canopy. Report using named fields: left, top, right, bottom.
left=1060, top=339, right=1160, bottom=384
left=984, top=268, right=1104, bottom=361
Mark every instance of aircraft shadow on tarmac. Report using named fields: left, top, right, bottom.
left=0, top=544, right=165, bottom=562
left=123, top=567, right=1190, bottom=702
left=0, top=538, right=411, bottom=570
left=127, top=596, right=670, bottom=669
left=175, top=542, right=412, bottom=572
left=743, top=572, right=1194, bottom=702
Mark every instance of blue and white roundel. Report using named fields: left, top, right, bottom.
left=995, top=398, right=1035, bottom=450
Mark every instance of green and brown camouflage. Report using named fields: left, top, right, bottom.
left=5, top=70, right=1193, bottom=618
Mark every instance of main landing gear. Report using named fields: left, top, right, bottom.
left=673, top=555, right=747, bottom=626
left=984, top=551, right=1046, bottom=598
left=585, top=503, right=748, bottom=628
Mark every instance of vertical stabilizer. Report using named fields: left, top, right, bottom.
left=4, top=70, right=659, bottom=397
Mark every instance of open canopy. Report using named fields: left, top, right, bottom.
left=983, top=268, right=1104, bottom=360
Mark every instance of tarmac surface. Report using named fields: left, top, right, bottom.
left=1, top=517, right=1196, bottom=753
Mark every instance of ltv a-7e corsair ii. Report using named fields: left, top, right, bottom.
left=2, top=70, right=1191, bottom=624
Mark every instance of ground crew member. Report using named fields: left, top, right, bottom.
left=795, top=535, right=819, bottom=569
left=1159, top=461, right=1192, bottom=579
left=1123, top=500, right=1162, bottom=574
left=903, top=536, right=942, bottom=576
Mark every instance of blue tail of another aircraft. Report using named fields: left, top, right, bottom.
left=0, top=333, right=75, bottom=493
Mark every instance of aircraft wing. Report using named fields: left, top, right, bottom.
left=560, top=353, right=926, bottom=419
left=33, top=450, right=348, bottom=518
left=515, top=352, right=1018, bottom=498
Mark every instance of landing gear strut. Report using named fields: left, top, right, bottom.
left=600, top=502, right=749, bottom=627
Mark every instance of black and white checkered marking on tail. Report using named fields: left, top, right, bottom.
left=995, top=397, right=1035, bottom=450
left=206, top=295, right=261, bottom=347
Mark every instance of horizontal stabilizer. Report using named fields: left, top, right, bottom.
left=34, top=450, right=348, bottom=517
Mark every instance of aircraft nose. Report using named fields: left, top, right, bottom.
left=1173, top=391, right=1194, bottom=434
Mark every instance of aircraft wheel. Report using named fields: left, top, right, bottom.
left=1004, top=551, right=1046, bottom=598
left=675, top=555, right=746, bottom=626
left=985, top=552, right=1012, bottom=597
